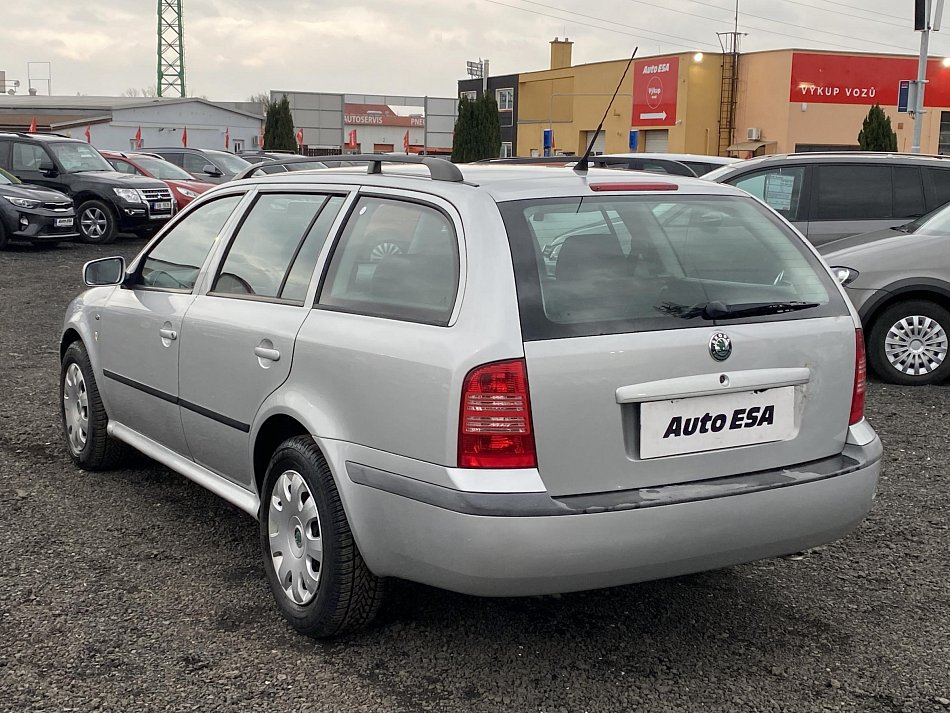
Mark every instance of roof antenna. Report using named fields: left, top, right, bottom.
left=575, top=47, right=638, bottom=175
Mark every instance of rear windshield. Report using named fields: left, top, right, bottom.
left=500, top=194, right=845, bottom=340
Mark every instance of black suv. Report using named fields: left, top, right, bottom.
left=0, top=133, right=174, bottom=244
left=0, top=167, right=78, bottom=248
left=148, top=147, right=251, bottom=184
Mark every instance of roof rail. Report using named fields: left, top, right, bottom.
left=235, top=154, right=464, bottom=182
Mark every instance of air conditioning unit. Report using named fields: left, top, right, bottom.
left=747, top=127, right=762, bottom=141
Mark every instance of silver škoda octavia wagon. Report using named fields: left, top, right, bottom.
left=60, top=156, right=882, bottom=637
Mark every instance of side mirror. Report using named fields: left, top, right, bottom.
left=202, top=164, right=223, bottom=177
left=38, top=160, right=58, bottom=177
left=83, top=257, right=126, bottom=287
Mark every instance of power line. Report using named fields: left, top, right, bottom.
left=699, top=0, right=908, bottom=29
left=480, top=0, right=719, bottom=50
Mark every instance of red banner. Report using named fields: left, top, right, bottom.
left=790, top=52, right=950, bottom=107
left=343, top=103, right=425, bottom=127
left=632, top=57, right=679, bottom=127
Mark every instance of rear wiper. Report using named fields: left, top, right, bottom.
left=700, top=300, right=821, bottom=319
left=655, top=300, right=820, bottom=320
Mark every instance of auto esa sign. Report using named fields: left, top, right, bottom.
left=632, top=57, right=679, bottom=127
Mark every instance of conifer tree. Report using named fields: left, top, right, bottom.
left=858, top=104, right=898, bottom=152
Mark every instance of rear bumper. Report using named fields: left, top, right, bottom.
left=334, top=437, right=882, bottom=597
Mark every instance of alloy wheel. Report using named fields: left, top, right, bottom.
left=80, top=207, right=108, bottom=240
left=268, top=469, right=323, bottom=605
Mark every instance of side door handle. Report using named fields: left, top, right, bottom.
left=159, top=327, right=178, bottom=341
left=254, top=346, right=280, bottom=362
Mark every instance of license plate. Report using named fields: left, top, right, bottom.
left=153, top=202, right=172, bottom=211
left=54, top=217, right=74, bottom=227
left=639, top=387, right=796, bottom=459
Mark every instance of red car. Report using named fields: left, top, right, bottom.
left=101, top=151, right=214, bottom=209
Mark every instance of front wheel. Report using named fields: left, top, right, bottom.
left=77, top=200, right=117, bottom=244
left=867, top=300, right=950, bottom=385
left=260, top=436, right=385, bottom=637
left=60, top=341, right=128, bottom=469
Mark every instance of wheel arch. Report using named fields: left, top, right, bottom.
left=252, top=413, right=310, bottom=496
left=859, top=279, right=950, bottom=330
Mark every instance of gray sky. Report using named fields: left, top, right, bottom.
left=0, top=0, right=944, bottom=100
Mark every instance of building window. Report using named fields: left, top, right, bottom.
left=500, top=142, right=513, bottom=158
left=460, top=91, right=477, bottom=101
left=940, top=111, right=950, bottom=155
left=496, top=88, right=514, bottom=111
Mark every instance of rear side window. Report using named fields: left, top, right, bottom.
left=730, top=166, right=806, bottom=221
left=814, top=165, right=891, bottom=220
left=500, top=195, right=843, bottom=340
left=926, top=167, right=950, bottom=208
left=893, top=166, right=925, bottom=218
left=211, top=193, right=342, bottom=301
left=318, top=196, right=459, bottom=325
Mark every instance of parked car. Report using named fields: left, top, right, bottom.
left=0, top=132, right=174, bottom=243
left=820, top=203, right=950, bottom=385
left=234, top=156, right=359, bottom=179
left=101, top=150, right=214, bottom=209
left=60, top=155, right=881, bottom=638
left=238, top=150, right=299, bottom=164
left=705, top=152, right=950, bottom=245
left=478, top=154, right=697, bottom=176
left=0, top=166, right=78, bottom=248
left=602, top=152, right=741, bottom=176
left=149, top=147, right=251, bottom=184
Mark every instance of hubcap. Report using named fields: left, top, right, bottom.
left=63, top=363, right=89, bottom=455
left=268, top=470, right=323, bottom=605
left=884, top=314, right=949, bottom=375
left=80, top=207, right=107, bottom=239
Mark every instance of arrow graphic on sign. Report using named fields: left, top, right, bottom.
left=639, top=111, right=668, bottom=120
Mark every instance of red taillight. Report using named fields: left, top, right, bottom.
left=589, top=182, right=679, bottom=192
left=850, top=329, right=866, bottom=426
left=458, top=359, right=537, bottom=469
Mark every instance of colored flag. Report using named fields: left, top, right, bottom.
left=84, top=125, right=91, bottom=143
left=259, top=125, right=265, bottom=148
left=182, top=127, right=188, bottom=147
left=134, top=126, right=142, bottom=148
left=295, top=128, right=304, bottom=146
left=28, top=116, right=36, bottom=133
left=347, top=129, right=357, bottom=148
left=225, top=127, right=230, bottom=149
left=403, top=129, right=410, bottom=154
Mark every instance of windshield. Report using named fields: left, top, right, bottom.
left=205, top=151, right=251, bottom=175
left=500, top=194, right=842, bottom=340
left=133, top=156, right=194, bottom=180
left=49, top=143, right=113, bottom=173
left=0, top=167, right=18, bottom=185
left=899, top=202, right=950, bottom=234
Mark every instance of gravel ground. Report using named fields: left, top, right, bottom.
left=1, top=239, right=948, bottom=713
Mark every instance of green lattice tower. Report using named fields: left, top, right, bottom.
left=157, top=0, right=186, bottom=97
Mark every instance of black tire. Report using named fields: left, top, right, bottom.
left=260, top=436, right=385, bottom=637
left=60, top=341, right=129, bottom=470
left=867, top=299, right=950, bottom=386
left=0, top=220, right=8, bottom=250
left=76, top=199, right=117, bottom=244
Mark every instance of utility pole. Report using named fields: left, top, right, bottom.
left=912, top=0, right=944, bottom=153
left=157, top=0, right=186, bottom=98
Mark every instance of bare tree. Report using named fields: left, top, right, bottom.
left=248, top=92, right=270, bottom=104
left=141, top=86, right=157, bottom=98
left=121, top=87, right=141, bottom=97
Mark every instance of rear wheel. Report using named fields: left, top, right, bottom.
left=868, top=300, right=950, bottom=385
left=260, top=436, right=385, bottom=637
left=77, top=200, right=117, bottom=244
left=60, top=341, right=128, bottom=469
left=0, top=220, right=8, bottom=249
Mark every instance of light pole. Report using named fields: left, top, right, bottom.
left=912, top=0, right=945, bottom=153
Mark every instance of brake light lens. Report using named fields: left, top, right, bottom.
left=850, top=329, right=866, bottom=426
left=458, top=359, right=537, bottom=469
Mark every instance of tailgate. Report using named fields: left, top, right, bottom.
left=525, top=317, right=856, bottom=496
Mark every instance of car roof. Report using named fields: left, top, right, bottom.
left=0, top=132, right=81, bottom=143
left=603, top=152, right=740, bottom=164
left=715, top=151, right=950, bottom=171
left=228, top=160, right=748, bottom=202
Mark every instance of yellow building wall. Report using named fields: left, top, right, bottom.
left=517, top=53, right=724, bottom=156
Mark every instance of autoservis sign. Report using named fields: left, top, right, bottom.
left=790, top=52, right=950, bottom=106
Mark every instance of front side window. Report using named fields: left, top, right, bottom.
left=501, top=195, right=841, bottom=340
left=212, top=193, right=343, bottom=300
left=47, top=143, right=113, bottom=173
left=138, top=195, right=243, bottom=290
left=730, top=166, right=806, bottom=221
left=108, top=159, right=140, bottom=176
left=319, top=197, right=459, bottom=325
left=183, top=153, right=214, bottom=174
left=12, top=143, right=51, bottom=172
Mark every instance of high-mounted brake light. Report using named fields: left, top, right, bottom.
left=850, top=329, right=866, bottom=426
left=458, top=359, right=537, bottom=469
left=589, top=182, right=679, bottom=192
